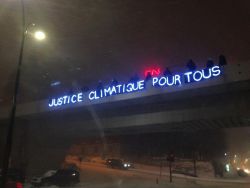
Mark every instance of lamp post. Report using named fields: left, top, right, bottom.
left=1, top=0, right=46, bottom=187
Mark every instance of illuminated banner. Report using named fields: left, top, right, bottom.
left=48, top=65, right=222, bottom=107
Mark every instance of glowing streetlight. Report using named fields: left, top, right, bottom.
left=0, top=0, right=47, bottom=187
left=34, top=30, right=46, bottom=40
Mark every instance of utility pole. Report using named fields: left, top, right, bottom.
left=159, top=159, right=163, bottom=177
left=167, top=153, right=174, bottom=183
left=1, top=0, right=25, bottom=187
left=193, top=157, right=197, bottom=176
left=169, top=161, right=172, bottom=182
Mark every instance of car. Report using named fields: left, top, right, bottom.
left=31, top=170, right=57, bottom=186
left=0, top=168, right=25, bottom=188
left=38, top=169, right=80, bottom=186
left=237, top=169, right=248, bottom=177
left=4, top=180, right=23, bottom=188
left=0, top=176, right=23, bottom=188
left=106, top=159, right=131, bottom=170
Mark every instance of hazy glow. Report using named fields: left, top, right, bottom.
left=34, top=31, right=46, bottom=40
left=244, top=169, right=250, bottom=174
left=144, top=68, right=161, bottom=77
left=225, top=164, right=230, bottom=172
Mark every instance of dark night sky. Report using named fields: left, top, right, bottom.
left=0, top=0, right=250, bottom=103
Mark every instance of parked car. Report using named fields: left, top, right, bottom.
left=0, top=168, right=25, bottom=188
left=31, top=170, right=57, bottom=186
left=0, top=176, right=23, bottom=188
left=35, top=169, right=80, bottom=186
left=106, top=159, right=131, bottom=169
left=4, top=180, right=23, bottom=188
left=237, top=168, right=249, bottom=177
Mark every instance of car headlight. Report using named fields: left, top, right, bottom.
left=244, top=169, right=250, bottom=174
left=72, top=173, right=76, bottom=176
left=124, top=164, right=128, bottom=167
left=128, top=164, right=131, bottom=167
left=225, top=164, right=230, bottom=172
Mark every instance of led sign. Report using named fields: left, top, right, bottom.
left=48, top=65, right=222, bottom=107
left=144, top=68, right=161, bottom=77
left=152, top=66, right=221, bottom=87
left=49, top=92, right=83, bottom=107
left=89, top=80, right=145, bottom=100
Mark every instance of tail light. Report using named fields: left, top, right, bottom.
left=16, top=182, right=23, bottom=188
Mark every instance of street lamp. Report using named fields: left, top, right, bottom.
left=25, top=24, right=46, bottom=41
left=34, top=30, right=46, bottom=41
left=0, top=0, right=46, bottom=187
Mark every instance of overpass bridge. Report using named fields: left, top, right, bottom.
left=0, top=63, right=249, bottom=133
left=0, top=63, right=250, bottom=174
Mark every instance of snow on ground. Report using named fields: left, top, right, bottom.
left=37, top=156, right=250, bottom=188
